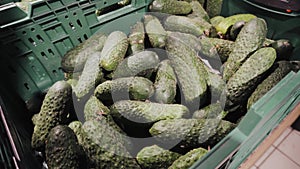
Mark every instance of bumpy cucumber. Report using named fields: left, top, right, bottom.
left=166, top=32, right=208, bottom=111
left=136, top=145, right=181, bottom=169
left=68, top=121, right=84, bottom=145
left=193, top=102, right=227, bottom=120
left=31, top=81, right=72, bottom=151
left=113, top=50, right=160, bottom=78
left=153, top=60, right=177, bottom=104
left=164, top=15, right=212, bottom=37
left=188, top=1, right=210, bottom=22
left=210, top=16, right=225, bottom=27
left=45, top=125, right=87, bottom=169
left=206, top=0, right=224, bottom=18
left=247, top=61, right=297, bottom=109
left=99, top=31, right=129, bottom=71
left=223, top=18, right=267, bottom=81
left=168, top=147, right=208, bottom=169
left=73, top=52, right=103, bottom=99
left=226, top=47, right=276, bottom=112
left=94, top=77, right=154, bottom=102
left=61, top=32, right=107, bottom=73
left=110, top=100, right=190, bottom=124
left=199, top=37, right=234, bottom=62
left=81, top=120, right=139, bottom=169
left=144, top=15, right=167, bottom=48
left=150, top=118, right=235, bottom=150
left=215, top=14, right=257, bottom=34
left=149, top=0, right=192, bottom=15
left=128, top=21, right=145, bottom=54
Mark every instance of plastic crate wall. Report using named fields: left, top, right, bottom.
left=0, top=0, right=152, bottom=104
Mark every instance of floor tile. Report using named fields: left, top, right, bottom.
left=259, top=149, right=300, bottom=169
left=277, top=130, right=300, bottom=165
left=250, top=166, right=257, bottom=169
left=294, top=129, right=300, bottom=136
left=273, top=127, right=292, bottom=147
left=255, top=146, right=275, bottom=167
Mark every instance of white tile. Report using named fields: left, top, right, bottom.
left=277, top=130, right=300, bottom=165
left=259, top=149, right=300, bottom=169
left=273, top=127, right=292, bottom=147
left=255, top=146, right=275, bottom=167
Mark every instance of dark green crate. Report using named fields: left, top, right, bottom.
left=0, top=0, right=151, bottom=105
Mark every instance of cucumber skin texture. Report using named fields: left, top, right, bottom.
left=144, top=15, right=167, bottom=48
left=73, top=52, right=103, bottom=99
left=226, top=47, right=276, bottom=112
left=166, top=32, right=208, bottom=111
left=100, top=31, right=129, bottom=71
left=128, top=21, right=145, bottom=54
left=149, top=0, right=192, bottom=15
left=153, top=60, right=177, bottom=104
left=61, top=32, right=107, bottom=73
left=188, top=1, right=210, bottom=22
left=84, top=96, right=110, bottom=121
left=113, top=50, right=160, bottom=79
left=223, top=18, right=267, bottom=81
left=247, top=61, right=295, bottom=109
left=210, top=16, right=224, bottom=27
left=192, top=102, right=227, bottom=120
left=136, top=145, right=181, bottom=169
left=84, top=96, right=126, bottom=134
left=150, top=118, right=235, bottom=150
left=110, top=100, right=190, bottom=124
left=215, top=14, right=257, bottom=34
left=164, top=15, right=211, bottom=37
left=199, top=38, right=235, bottom=62
left=206, top=0, right=224, bottom=18
left=168, top=147, right=208, bottom=169
left=68, top=121, right=84, bottom=145
left=45, top=125, right=87, bottom=169
left=81, top=120, right=140, bottom=169
left=31, top=81, right=72, bottom=151
left=94, top=77, right=154, bottom=102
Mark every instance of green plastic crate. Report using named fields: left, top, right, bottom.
left=0, top=0, right=151, bottom=106
left=1, top=0, right=300, bottom=169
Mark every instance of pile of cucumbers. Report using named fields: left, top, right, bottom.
left=30, top=0, right=300, bottom=168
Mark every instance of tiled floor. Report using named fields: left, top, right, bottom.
left=252, top=127, right=300, bottom=169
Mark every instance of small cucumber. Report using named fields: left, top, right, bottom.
left=149, top=0, right=192, bottom=15
left=113, top=50, right=160, bottom=78
left=153, top=60, right=177, bottom=104
left=144, top=15, right=167, bottom=48
left=100, top=31, right=129, bottom=71
left=128, top=21, right=145, bottom=54
left=94, top=77, right=154, bottom=102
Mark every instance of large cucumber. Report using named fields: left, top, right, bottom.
left=31, top=81, right=72, bottom=151
left=223, top=18, right=267, bottom=81
left=110, top=100, right=190, bottom=124
left=226, top=47, right=276, bottom=112
left=247, top=61, right=299, bottom=109
left=150, top=118, right=235, bottom=150
left=166, top=32, right=208, bottom=111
